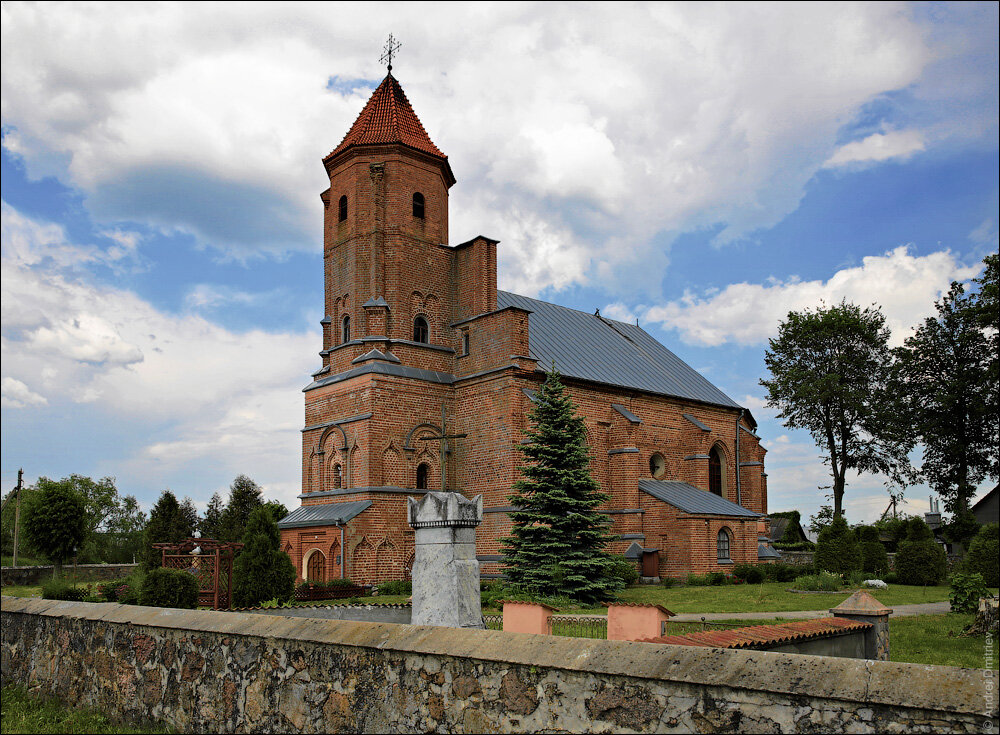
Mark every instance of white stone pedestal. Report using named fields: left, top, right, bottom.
left=407, top=492, right=484, bottom=628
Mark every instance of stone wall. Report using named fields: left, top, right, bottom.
left=2, top=596, right=993, bottom=734
left=1, top=563, right=138, bottom=587
left=779, top=551, right=964, bottom=571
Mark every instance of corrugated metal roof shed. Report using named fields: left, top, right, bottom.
left=278, top=500, right=373, bottom=529
left=639, top=480, right=761, bottom=517
left=498, top=291, right=739, bottom=409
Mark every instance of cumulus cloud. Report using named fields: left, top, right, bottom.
left=636, top=246, right=981, bottom=347
left=1, top=202, right=314, bottom=507
left=823, top=129, right=926, bottom=167
left=5, top=2, right=986, bottom=289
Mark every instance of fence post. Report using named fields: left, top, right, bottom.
left=831, top=590, right=892, bottom=661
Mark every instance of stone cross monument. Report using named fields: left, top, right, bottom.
left=407, top=492, right=484, bottom=628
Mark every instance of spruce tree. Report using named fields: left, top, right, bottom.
left=219, top=475, right=264, bottom=541
left=231, top=506, right=296, bottom=607
left=201, top=492, right=225, bottom=540
left=501, top=370, right=620, bottom=603
left=140, top=490, right=196, bottom=570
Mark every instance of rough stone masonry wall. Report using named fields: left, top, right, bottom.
left=1, top=563, right=138, bottom=587
left=2, top=597, right=993, bottom=734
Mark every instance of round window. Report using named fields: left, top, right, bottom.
left=649, top=453, right=666, bottom=479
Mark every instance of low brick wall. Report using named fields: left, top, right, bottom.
left=1, top=597, right=993, bottom=733
left=1, top=563, right=138, bottom=587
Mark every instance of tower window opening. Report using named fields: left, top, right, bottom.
left=416, top=463, right=429, bottom=490
left=338, top=195, right=348, bottom=222
left=413, top=316, right=429, bottom=343
left=412, top=192, right=425, bottom=219
left=333, top=463, right=343, bottom=489
left=649, top=453, right=666, bottom=479
left=462, top=332, right=470, bottom=355
left=341, top=315, right=351, bottom=343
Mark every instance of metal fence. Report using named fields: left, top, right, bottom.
left=482, top=614, right=744, bottom=638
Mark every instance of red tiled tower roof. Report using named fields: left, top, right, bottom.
left=325, top=73, right=448, bottom=162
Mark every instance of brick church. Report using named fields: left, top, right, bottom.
left=278, top=72, right=773, bottom=583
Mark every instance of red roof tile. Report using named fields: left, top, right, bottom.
left=325, top=73, right=447, bottom=162
left=644, top=617, right=871, bottom=650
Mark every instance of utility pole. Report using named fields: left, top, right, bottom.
left=13, top=469, right=23, bottom=567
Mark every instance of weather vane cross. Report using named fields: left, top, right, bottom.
left=380, top=33, right=401, bottom=73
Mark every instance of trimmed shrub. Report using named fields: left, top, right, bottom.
left=138, top=567, right=199, bottom=609
left=949, top=572, right=989, bottom=614
left=772, top=541, right=815, bottom=551
left=895, top=518, right=947, bottom=586
left=41, top=577, right=85, bottom=601
left=732, top=563, right=765, bottom=584
left=232, top=507, right=297, bottom=608
left=376, top=580, right=412, bottom=596
left=794, top=572, right=842, bottom=591
left=857, top=525, right=889, bottom=576
left=608, top=556, right=640, bottom=587
left=814, top=516, right=861, bottom=574
left=660, top=576, right=678, bottom=589
left=686, top=573, right=710, bottom=586
left=963, top=524, right=999, bottom=587
left=882, top=571, right=899, bottom=585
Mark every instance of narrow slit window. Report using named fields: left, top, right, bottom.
left=709, top=446, right=723, bottom=496
left=462, top=333, right=470, bottom=355
left=412, top=192, right=425, bottom=219
left=416, top=463, right=429, bottom=490
left=341, top=315, right=351, bottom=343
left=413, top=316, right=429, bottom=343
left=338, top=195, right=348, bottom=222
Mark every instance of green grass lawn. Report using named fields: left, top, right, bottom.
left=891, top=613, right=997, bottom=670
left=1, top=555, right=48, bottom=567
left=0, top=685, right=170, bottom=734
left=1, top=585, right=43, bottom=599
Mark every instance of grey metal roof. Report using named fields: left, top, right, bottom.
left=639, top=480, right=761, bottom=518
left=498, top=291, right=740, bottom=409
left=758, top=544, right=782, bottom=559
left=277, top=500, right=372, bottom=529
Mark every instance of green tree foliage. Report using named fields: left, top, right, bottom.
left=761, top=302, right=914, bottom=518
left=50, top=475, right=147, bottom=564
left=973, top=254, right=999, bottom=480
left=179, top=497, right=200, bottom=538
left=219, top=475, right=264, bottom=542
left=807, top=505, right=834, bottom=536
left=856, top=525, right=889, bottom=576
left=262, top=500, right=289, bottom=523
left=963, top=523, right=999, bottom=587
left=895, top=517, right=947, bottom=586
left=891, top=282, right=995, bottom=520
left=501, top=370, right=621, bottom=604
left=1, top=485, right=38, bottom=558
left=813, top=515, right=861, bottom=575
left=138, top=567, right=199, bottom=609
left=231, top=506, right=296, bottom=608
left=140, top=490, right=197, bottom=570
left=21, top=481, right=86, bottom=577
left=200, top=492, right=225, bottom=540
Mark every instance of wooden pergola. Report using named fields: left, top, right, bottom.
left=153, top=538, right=243, bottom=610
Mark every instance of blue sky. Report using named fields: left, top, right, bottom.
left=1, top=2, right=997, bottom=525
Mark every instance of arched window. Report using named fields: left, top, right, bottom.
left=307, top=550, right=326, bottom=582
left=709, top=446, right=723, bottom=496
left=416, top=463, right=429, bottom=490
left=333, top=464, right=343, bottom=489
left=412, top=192, right=425, bottom=219
left=413, top=316, right=429, bottom=343
left=338, top=195, right=348, bottom=222
left=341, top=314, right=351, bottom=343
left=717, top=529, right=731, bottom=561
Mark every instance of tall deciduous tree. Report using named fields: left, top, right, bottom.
left=22, top=482, right=86, bottom=577
left=220, top=475, right=265, bottom=542
left=891, top=281, right=995, bottom=520
left=761, top=301, right=913, bottom=518
left=140, top=490, right=197, bottom=570
left=501, top=370, right=620, bottom=604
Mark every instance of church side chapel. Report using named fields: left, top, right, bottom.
left=278, top=53, right=769, bottom=585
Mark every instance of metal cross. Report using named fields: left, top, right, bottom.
left=380, top=34, right=401, bottom=73
left=417, top=404, right=467, bottom=492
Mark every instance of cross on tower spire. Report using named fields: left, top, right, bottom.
left=380, top=33, right=401, bottom=73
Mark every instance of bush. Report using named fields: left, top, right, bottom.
left=660, top=576, right=678, bottom=588
left=963, top=524, right=999, bottom=587
left=608, top=556, right=640, bottom=587
left=882, top=571, right=899, bottom=584
left=41, top=577, right=85, bottom=601
left=793, top=572, right=842, bottom=591
left=772, top=541, right=815, bottom=551
left=376, top=580, right=412, bottom=596
left=814, top=516, right=861, bottom=575
left=480, top=581, right=506, bottom=609
left=231, top=507, right=296, bottom=608
left=686, top=573, right=710, bottom=586
left=949, top=572, right=990, bottom=614
left=857, top=525, right=889, bottom=576
left=732, top=564, right=765, bottom=584
left=895, top=517, right=947, bottom=586
left=760, top=562, right=803, bottom=583
left=706, top=571, right=731, bottom=586
left=138, top=567, right=199, bottom=609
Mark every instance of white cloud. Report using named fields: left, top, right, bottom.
left=3, top=2, right=977, bottom=288
left=1, top=203, right=313, bottom=507
left=638, top=246, right=981, bottom=347
left=1, top=377, right=47, bottom=408
left=823, top=129, right=926, bottom=167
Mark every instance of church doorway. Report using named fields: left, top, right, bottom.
left=305, top=549, right=326, bottom=582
